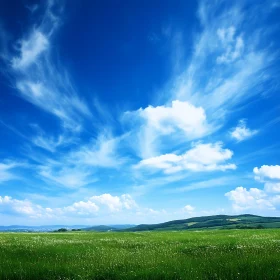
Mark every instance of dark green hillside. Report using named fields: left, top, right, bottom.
left=125, top=214, right=280, bottom=231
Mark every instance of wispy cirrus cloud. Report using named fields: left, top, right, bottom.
left=34, top=133, right=124, bottom=188
left=11, top=30, right=49, bottom=69
left=6, top=0, right=91, bottom=132
left=0, top=160, right=25, bottom=183
left=171, top=176, right=236, bottom=194
left=216, top=26, right=244, bottom=64
left=172, top=1, right=276, bottom=122
left=124, top=0, right=277, bottom=174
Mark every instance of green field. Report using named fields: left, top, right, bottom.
left=1, top=230, right=280, bottom=279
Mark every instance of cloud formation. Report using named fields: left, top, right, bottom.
left=230, top=119, right=258, bottom=142
left=254, top=165, right=280, bottom=181
left=125, top=100, right=210, bottom=158
left=0, top=193, right=137, bottom=219
left=136, top=142, right=236, bottom=174
left=225, top=186, right=274, bottom=211
left=226, top=164, right=280, bottom=212
left=12, top=31, right=49, bottom=69
left=183, top=205, right=195, bottom=213
left=216, top=26, right=244, bottom=64
left=8, top=0, right=91, bottom=132
left=0, top=161, right=24, bottom=183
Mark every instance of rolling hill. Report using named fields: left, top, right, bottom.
left=83, top=224, right=135, bottom=232
left=124, top=214, right=280, bottom=231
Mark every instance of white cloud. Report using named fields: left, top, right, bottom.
left=39, top=164, right=94, bottom=189
left=16, top=80, right=90, bottom=132
left=0, top=193, right=137, bottom=219
left=0, top=196, right=44, bottom=218
left=68, top=134, right=123, bottom=168
left=216, top=27, right=244, bottom=64
left=90, top=194, right=137, bottom=212
left=226, top=164, right=280, bottom=212
left=264, top=182, right=280, bottom=193
left=32, top=134, right=67, bottom=153
left=173, top=1, right=275, bottom=126
left=183, top=205, right=195, bottom=213
left=64, top=200, right=99, bottom=216
left=12, top=30, right=49, bottom=69
left=139, top=100, right=208, bottom=136
left=231, top=119, right=258, bottom=142
left=7, top=1, right=91, bottom=132
left=253, top=165, right=280, bottom=194
left=172, top=177, right=234, bottom=193
left=0, top=161, right=24, bottom=183
left=136, top=208, right=167, bottom=217
left=125, top=100, right=210, bottom=158
left=36, top=134, right=123, bottom=188
left=225, top=186, right=274, bottom=211
left=253, top=165, right=280, bottom=180
left=136, top=142, right=236, bottom=174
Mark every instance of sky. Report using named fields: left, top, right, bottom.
left=0, top=0, right=280, bottom=226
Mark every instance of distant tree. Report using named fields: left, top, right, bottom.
left=57, top=228, right=67, bottom=232
left=256, top=224, right=265, bottom=229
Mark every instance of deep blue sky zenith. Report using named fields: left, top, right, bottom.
left=0, top=0, right=280, bottom=225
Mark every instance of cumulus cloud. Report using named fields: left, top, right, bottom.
left=136, top=208, right=167, bottom=217
left=0, top=193, right=137, bottom=219
left=124, top=100, right=210, bottom=158
left=264, top=182, right=280, bottom=193
left=230, top=119, right=258, bottom=142
left=226, top=164, right=280, bottom=212
left=90, top=194, right=137, bottom=212
left=183, top=205, right=195, bottom=213
left=253, top=165, right=280, bottom=181
left=136, top=142, right=236, bottom=174
left=0, top=196, right=45, bottom=218
left=253, top=165, right=280, bottom=195
left=225, top=186, right=274, bottom=211
left=64, top=200, right=99, bottom=216
left=136, top=100, right=208, bottom=137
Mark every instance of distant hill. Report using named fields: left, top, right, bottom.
left=0, top=225, right=87, bottom=232
left=0, top=224, right=135, bottom=232
left=124, top=214, right=280, bottom=231
left=2, top=215, right=280, bottom=232
left=84, top=225, right=135, bottom=232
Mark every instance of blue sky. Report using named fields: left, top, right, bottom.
left=0, top=0, right=280, bottom=225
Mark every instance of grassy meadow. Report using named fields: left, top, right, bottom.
left=1, top=229, right=280, bottom=279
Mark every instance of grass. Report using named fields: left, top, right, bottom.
left=1, top=229, right=280, bottom=279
